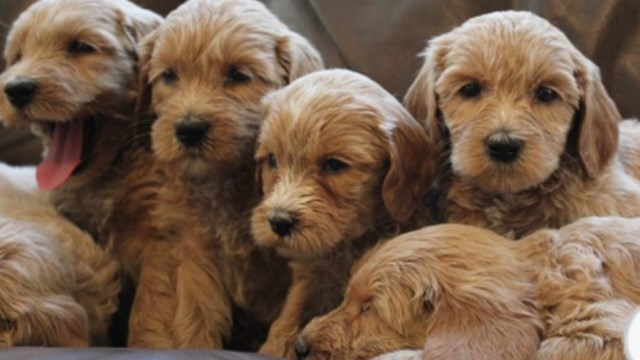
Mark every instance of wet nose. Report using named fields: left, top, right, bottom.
left=485, top=132, right=523, bottom=163
left=268, top=210, right=297, bottom=237
left=174, top=122, right=210, bottom=147
left=4, top=78, right=38, bottom=108
left=294, top=337, right=311, bottom=360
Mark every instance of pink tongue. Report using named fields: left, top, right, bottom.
left=36, top=121, right=83, bottom=190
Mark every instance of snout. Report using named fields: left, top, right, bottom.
left=294, top=336, right=311, bottom=360
left=268, top=209, right=298, bottom=237
left=4, top=77, right=38, bottom=108
left=485, top=131, right=523, bottom=163
left=174, top=117, right=210, bottom=148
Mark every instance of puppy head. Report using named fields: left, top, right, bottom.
left=297, top=225, right=542, bottom=360
left=404, top=11, right=620, bottom=193
left=0, top=220, right=89, bottom=347
left=0, top=0, right=161, bottom=190
left=138, top=0, right=323, bottom=179
left=251, top=69, right=435, bottom=259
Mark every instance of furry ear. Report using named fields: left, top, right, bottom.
left=422, top=294, right=541, bottom=360
left=403, top=35, right=450, bottom=162
left=21, top=295, right=90, bottom=347
left=276, top=32, right=324, bottom=84
left=382, top=104, right=437, bottom=224
left=572, top=55, right=620, bottom=178
left=134, top=30, right=158, bottom=120
left=115, top=1, right=163, bottom=60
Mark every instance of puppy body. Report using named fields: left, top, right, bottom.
left=404, top=11, right=640, bottom=238
left=128, top=0, right=324, bottom=349
left=301, top=217, right=640, bottom=360
left=252, top=69, right=435, bottom=358
left=0, top=163, right=120, bottom=346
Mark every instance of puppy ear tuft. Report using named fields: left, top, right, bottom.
left=134, top=30, right=158, bottom=121
left=276, top=32, right=324, bottom=84
left=382, top=104, right=437, bottom=224
left=572, top=55, right=620, bottom=178
left=114, top=2, right=162, bottom=60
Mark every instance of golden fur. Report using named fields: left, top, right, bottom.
left=0, top=163, right=119, bottom=346
left=0, top=0, right=161, bottom=243
left=404, top=11, right=640, bottom=238
left=252, top=69, right=436, bottom=358
left=127, top=0, right=324, bottom=349
left=300, top=217, right=640, bottom=360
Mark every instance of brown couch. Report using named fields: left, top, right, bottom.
left=0, top=0, right=639, bottom=358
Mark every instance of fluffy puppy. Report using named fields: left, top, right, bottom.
left=404, top=11, right=640, bottom=238
left=128, top=0, right=323, bottom=349
left=0, top=163, right=120, bottom=346
left=0, top=0, right=162, bottom=242
left=297, top=224, right=542, bottom=360
left=252, top=69, right=436, bottom=358
left=300, top=217, right=640, bottom=360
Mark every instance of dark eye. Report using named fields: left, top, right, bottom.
left=0, top=318, right=14, bottom=332
left=535, top=86, right=558, bottom=103
left=68, top=41, right=96, bottom=55
left=227, top=68, right=251, bottom=83
left=459, top=82, right=482, bottom=98
left=360, top=301, right=372, bottom=314
left=322, top=158, right=349, bottom=173
left=267, top=154, right=277, bottom=169
left=161, top=69, right=178, bottom=85
left=10, top=52, right=22, bottom=65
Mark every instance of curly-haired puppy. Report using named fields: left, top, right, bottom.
left=404, top=11, right=640, bottom=238
left=0, top=0, right=161, bottom=242
left=0, top=163, right=120, bottom=347
left=300, top=217, right=640, bottom=360
left=128, top=0, right=324, bottom=349
left=252, top=69, right=436, bottom=358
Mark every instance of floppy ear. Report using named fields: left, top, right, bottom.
left=422, top=292, right=541, bottom=360
left=382, top=104, right=437, bottom=224
left=572, top=54, right=620, bottom=178
left=134, top=30, right=158, bottom=120
left=115, top=1, right=163, bottom=60
left=403, top=35, right=450, bottom=162
left=276, top=32, right=324, bottom=84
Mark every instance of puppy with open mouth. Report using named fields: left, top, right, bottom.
left=0, top=0, right=162, bottom=242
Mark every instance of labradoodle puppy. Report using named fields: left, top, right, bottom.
left=0, top=0, right=162, bottom=244
left=252, top=69, right=437, bottom=358
left=0, top=163, right=120, bottom=347
left=299, top=217, right=640, bottom=360
left=128, top=0, right=324, bottom=349
left=404, top=11, right=640, bottom=238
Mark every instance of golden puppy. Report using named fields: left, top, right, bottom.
left=300, top=217, right=640, bottom=360
left=128, top=0, right=323, bottom=349
left=404, top=11, right=640, bottom=238
left=252, top=69, right=436, bottom=358
left=0, top=163, right=120, bottom=346
left=0, top=0, right=161, bottom=242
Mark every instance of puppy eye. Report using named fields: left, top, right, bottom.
left=459, top=82, right=482, bottom=98
left=267, top=154, right=277, bottom=169
left=9, top=52, right=22, bottom=65
left=227, top=68, right=251, bottom=84
left=161, top=69, right=179, bottom=85
left=322, top=158, right=349, bottom=173
left=0, top=318, right=14, bottom=332
left=534, top=86, right=558, bottom=103
left=360, top=302, right=372, bottom=314
left=68, top=41, right=96, bottom=55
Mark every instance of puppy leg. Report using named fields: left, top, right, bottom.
left=537, top=299, right=633, bottom=360
left=260, top=277, right=311, bottom=359
left=128, top=242, right=177, bottom=348
left=172, top=243, right=232, bottom=348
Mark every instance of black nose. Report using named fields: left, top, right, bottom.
left=4, top=79, right=38, bottom=108
left=486, top=133, right=523, bottom=163
left=294, top=337, right=310, bottom=360
left=268, top=210, right=297, bottom=237
left=175, top=122, right=210, bottom=147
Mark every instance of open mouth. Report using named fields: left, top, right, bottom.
left=35, top=118, right=100, bottom=190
